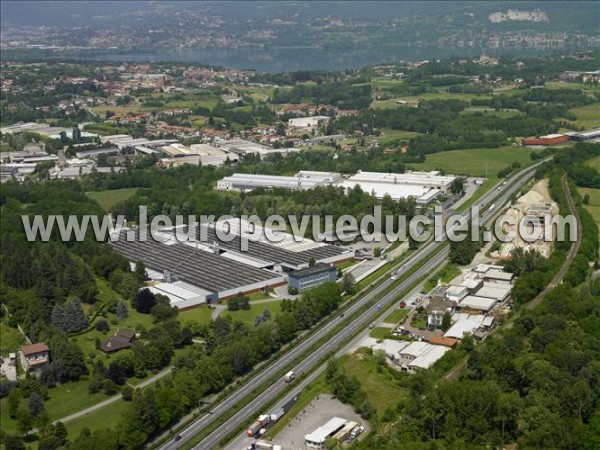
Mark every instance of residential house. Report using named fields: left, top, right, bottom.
left=19, top=342, right=50, bottom=372
left=100, top=329, right=136, bottom=353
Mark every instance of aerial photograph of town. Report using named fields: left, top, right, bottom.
left=0, top=1, right=599, bottom=449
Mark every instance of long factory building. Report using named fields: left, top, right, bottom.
left=217, top=170, right=457, bottom=204
left=110, top=219, right=352, bottom=309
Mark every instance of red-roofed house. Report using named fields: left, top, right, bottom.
left=19, top=342, right=50, bottom=372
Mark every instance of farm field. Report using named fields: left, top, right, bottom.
left=408, top=146, right=535, bottom=177
left=86, top=188, right=139, bottom=211
left=566, top=103, right=600, bottom=129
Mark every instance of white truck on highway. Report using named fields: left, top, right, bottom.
left=283, top=371, right=295, bottom=382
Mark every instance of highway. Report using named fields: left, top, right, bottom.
left=157, top=160, right=547, bottom=450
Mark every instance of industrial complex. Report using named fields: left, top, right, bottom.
left=110, top=219, right=352, bottom=309
left=217, top=169, right=457, bottom=205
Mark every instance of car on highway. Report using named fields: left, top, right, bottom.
left=174, top=435, right=182, bottom=442
left=340, top=313, right=345, bottom=318
left=368, top=323, right=375, bottom=329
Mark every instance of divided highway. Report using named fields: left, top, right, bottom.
left=158, top=160, right=548, bottom=450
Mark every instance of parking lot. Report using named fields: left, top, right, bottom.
left=269, top=394, right=366, bottom=449
left=226, top=394, right=366, bottom=450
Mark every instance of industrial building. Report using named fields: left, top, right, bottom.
left=110, top=218, right=351, bottom=308
left=179, top=218, right=353, bottom=271
left=288, top=263, right=337, bottom=292
left=457, top=295, right=497, bottom=313
left=288, top=116, right=330, bottom=128
left=110, top=232, right=286, bottom=308
left=340, top=170, right=457, bottom=204
left=217, top=171, right=342, bottom=192
left=566, top=128, right=600, bottom=143
left=522, top=134, right=569, bottom=146
left=396, top=341, right=451, bottom=372
left=304, top=417, right=355, bottom=449
left=74, top=148, right=120, bottom=159
left=215, top=138, right=300, bottom=157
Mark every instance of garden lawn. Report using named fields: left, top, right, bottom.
left=383, top=308, right=408, bottom=325
left=0, top=380, right=109, bottom=434
left=178, top=306, right=214, bottom=326
left=86, top=188, right=138, bottom=211
left=221, top=299, right=284, bottom=325
left=65, top=398, right=130, bottom=439
left=409, top=147, right=535, bottom=177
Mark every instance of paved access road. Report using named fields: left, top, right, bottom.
left=158, top=160, right=547, bottom=450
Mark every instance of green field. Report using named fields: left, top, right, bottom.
left=64, top=398, right=130, bottom=439
left=86, top=188, right=139, bottom=211
left=422, top=263, right=462, bottom=293
left=0, top=320, right=24, bottom=356
left=566, top=103, right=600, bottom=129
left=221, top=299, right=283, bottom=324
left=409, top=146, right=534, bottom=177
left=339, top=348, right=409, bottom=415
left=383, top=308, right=409, bottom=324
left=0, top=379, right=110, bottom=434
left=376, top=128, right=423, bottom=145
left=579, top=187, right=600, bottom=234
left=178, top=306, right=214, bottom=326
left=586, top=154, right=600, bottom=172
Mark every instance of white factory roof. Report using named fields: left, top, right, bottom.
left=484, top=269, right=514, bottom=282
left=360, top=337, right=410, bottom=356
left=408, top=345, right=450, bottom=370
left=540, top=133, right=565, bottom=139
left=459, top=295, right=497, bottom=311
left=444, top=318, right=481, bottom=339
left=147, top=281, right=211, bottom=308
left=348, top=170, right=456, bottom=186
left=341, top=170, right=456, bottom=202
left=217, top=171, right=339, bottom=191
left=399, top=341, right=431, bottom=358
left=288, top=116, right=329, bottom=127
left=578, top=128, right=600, bottom=137
left=220, top=251, right=273, bottom=268
left=473, top=264, right=504, bottom=273
left=459, top=278, right=482, bottom=290
left=305, top=417, right=348, bottom=444
left=446, top=285, right=468, bottom=296
left=475, top=283, right=511, bottom=301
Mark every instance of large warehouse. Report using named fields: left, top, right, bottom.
left=185, top=218, right=353, bottom=271
left=110, top=219, right=352, bottom=308
left=111, top=232, right=286, bottom=309
left=340, top=170, right=457, bottom=204
left=217, top=171, right=342, bottom=192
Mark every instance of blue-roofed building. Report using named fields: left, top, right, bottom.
left=288, top=263, right=337, bottom=292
